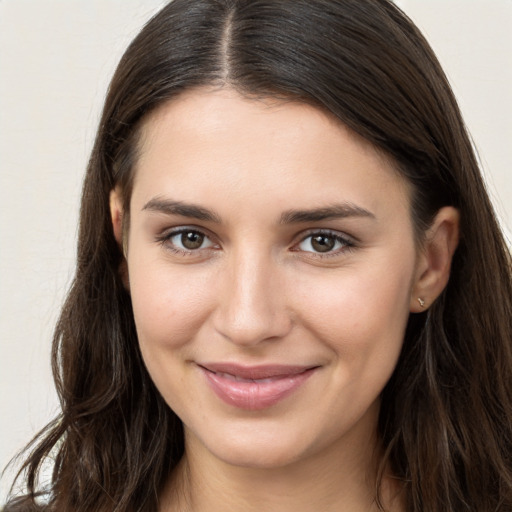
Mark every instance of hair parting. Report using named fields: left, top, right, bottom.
left=5, top=1, right=512, bottom=511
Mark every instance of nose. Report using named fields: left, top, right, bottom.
left=212, top=249, right=292, bottom=347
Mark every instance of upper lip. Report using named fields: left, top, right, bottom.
left=198, top=362, right=318, bottom=380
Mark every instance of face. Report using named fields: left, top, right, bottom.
left=120, top=88, right=421, bottom=470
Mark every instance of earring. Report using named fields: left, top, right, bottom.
left=417, top=297, right=426, bottom=308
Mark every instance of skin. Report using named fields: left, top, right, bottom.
left=110, top=88, right=459, bottom=511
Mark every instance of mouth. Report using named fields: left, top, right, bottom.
left=197, top=363, right=319, bottom=410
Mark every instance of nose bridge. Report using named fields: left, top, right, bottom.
left=213, top=245, right=291, bottom=346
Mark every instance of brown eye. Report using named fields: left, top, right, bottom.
left=181, top=231, right=204, bottom=250
left=297, top=232, right=352, bottom=255
left=311, top=235, right=335, bottom=253
left=164, top=229, right=215, bottom=252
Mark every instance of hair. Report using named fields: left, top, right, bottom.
left=5, top=0, right=512, bottom=511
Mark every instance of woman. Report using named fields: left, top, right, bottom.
left=5, top=0, right=512, bottom=510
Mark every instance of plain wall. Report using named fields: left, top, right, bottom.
left=1, top=0, right=511, bottom=503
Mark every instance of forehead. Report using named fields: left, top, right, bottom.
left=131, top=87, right=411, bottom=222
left=138, top=88, right=384, bottom=164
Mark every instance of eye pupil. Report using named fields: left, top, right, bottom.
left=311, top=235, right=335, bottom=253
left=181, top=231, right=204, bottom=250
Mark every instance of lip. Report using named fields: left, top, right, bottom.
left=198, top=363, right=318, bottom=410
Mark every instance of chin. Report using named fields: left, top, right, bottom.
left=213, top=444, right=303, bottom=470
left=187, top=422, right=312, bottom=470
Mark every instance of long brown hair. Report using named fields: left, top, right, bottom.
left=6, top=1, right=512, bottom=510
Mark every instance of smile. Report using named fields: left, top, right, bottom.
left=198, top=363, right=318, bottom=410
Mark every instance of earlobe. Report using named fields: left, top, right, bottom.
left=410, top=206, right=460, bottom=312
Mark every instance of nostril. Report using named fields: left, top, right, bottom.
left=212, top=305, right=292, bottom=346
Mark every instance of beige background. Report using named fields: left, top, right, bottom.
left=1, top=0, right=511, bottom=503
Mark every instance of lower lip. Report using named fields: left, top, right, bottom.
left=200, top=367, right=316, bottom=410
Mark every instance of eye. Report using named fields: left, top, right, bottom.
left=158, top=228, right=216, bottom=253
left=296, top=231, right=353, bottom=255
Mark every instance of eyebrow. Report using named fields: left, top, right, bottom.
left=142, top=197, right=374, bottom=225
left=279, top=203, right=375, bottom=224
left=142, top=197, right=222, bottom=223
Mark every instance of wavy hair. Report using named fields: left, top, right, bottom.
left=6, top=0, right=512, bottom=510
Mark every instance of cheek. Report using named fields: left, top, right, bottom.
left=127, top=259, right=218, bottom=408
left=292, top=258, right=414, bottom=363
left=128, top=257, right=216, bottom=352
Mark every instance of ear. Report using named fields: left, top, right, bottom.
left=110, top=187, right=125, bottom=250
left=109, top=187, right=130, bottom=290
left=410, top=206, right=460, bottom=312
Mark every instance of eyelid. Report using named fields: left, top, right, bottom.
left=154, top=225, right=356, bottom=258
left=155, top=225, right=219, bottom=254
left=291, top=229, right=356, bottom=256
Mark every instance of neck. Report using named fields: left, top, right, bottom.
left=161, top=424, right=403, bottom=512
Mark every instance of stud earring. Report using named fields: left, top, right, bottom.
left=417, top=297, right=426, bottom=308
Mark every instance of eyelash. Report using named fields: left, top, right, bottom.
left=155, top=227, right=355, bottom=258
left=155, top=227, right=218, bottom=256
left=294, top=230, right=355, bottom=257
